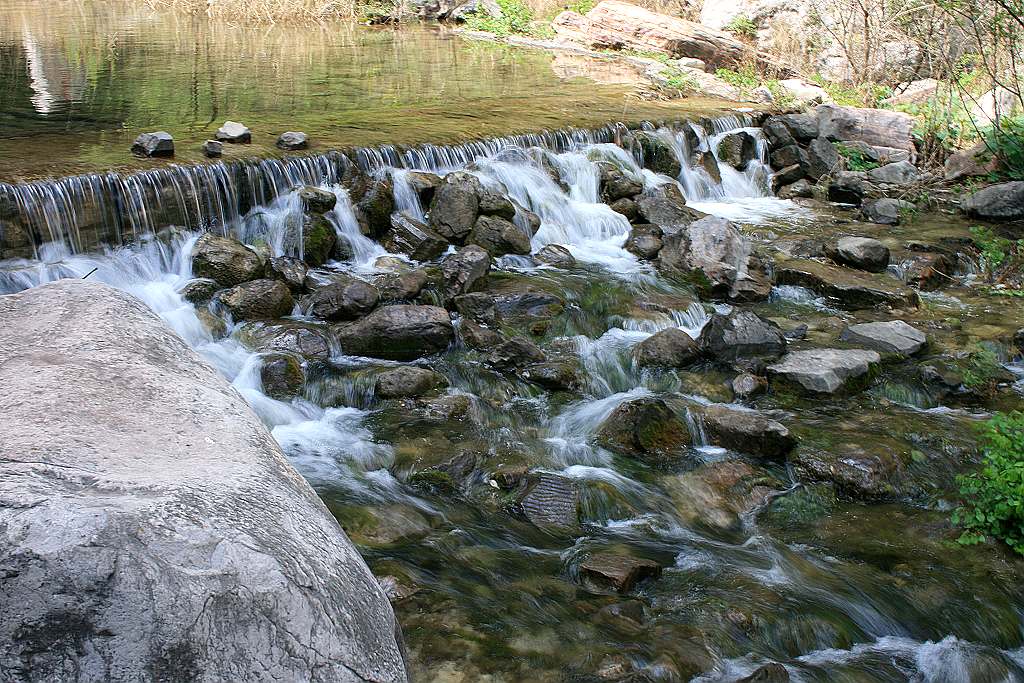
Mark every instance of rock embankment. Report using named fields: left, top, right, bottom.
left=0, top=280, right=409, bottom=683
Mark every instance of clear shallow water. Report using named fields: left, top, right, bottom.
left=3, top=114, right=1024, bottom=681
left=0, top=0, right=729, bottom=180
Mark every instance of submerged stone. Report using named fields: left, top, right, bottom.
left=696, top=404, right=796, bottom=460
left=375, top=366, right=447, bottom=399
left=513, top=472, right=579, bottom=530
left=596, top=397, right=690, bottom=463
left=579, top=553, right=662, bottom=593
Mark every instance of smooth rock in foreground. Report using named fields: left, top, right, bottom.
left=0, top=280, right=407, bottom=682
left=840, top=320, right=926, bottom=356
left=768, top=348, right=881, bottom=394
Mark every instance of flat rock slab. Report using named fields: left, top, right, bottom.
left=775, top=258, right=919, bottom=310
left=0, top=280, right=407, bottom=682
left=840, top=320, right=926, bottom=356
left=579, top=553, right=662, bottom=593
left=768, top=348, right=881, bottom=394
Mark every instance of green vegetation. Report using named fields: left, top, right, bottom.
left=464, top=0, right=539, bottom=36
left=961, top=344, right=1006, bottom=393
left=981, top=115, right=1024, bottom=181
left=565, top=0, right=596, bottom=14
left=835, top=143, right=880, bottom=171
left=716, top=66, right=760, bottom=91
left=969, top=225, right=1022, bottom=282
left=953, top=412, right=1024, bottom=555
left=723, top=15, right=758, bottom=39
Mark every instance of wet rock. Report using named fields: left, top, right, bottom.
left=303, top=277, right=379, bottom=321
left=377, top=270, right=428, bottom=301
left=260, top=352, right=304, bottom=399
left=805, top=138, right=842, bottom=181
left=492, top=288, right=564, bottom=320
left=731, top=372, right=767, bottom=398
left=632, top=131, right=682, bottom=177
left=202, top=139, right=222, bottom=158
left=659, top=216, right=772, bottom=301
left=404, top=171, right=442, bottom=207
left=596, top=397, right=690, bottom=463
left=826, top=236, right=890, bottom=272
left=903, top=252, right=955, bottom=291
left=377, top=575, right=420, bottom=604
left=468, top=214, right=532, bottom=257
left=769, top=144, right=807, bottom=172
left=762, top=116, right=796, bottom=149
left=632, top=327, right=700, bottom=368
left=609, top=197, right=640, bottom=222
left=771, top=165, right=807, bottom=192
left=777, top=179, right=814, bottom=199
left=410, top=393, right=472, bottom=423
left=354, top=178, right=395, bottom=238
left=598, top=162, right=643, bottom=202
left=816, top=104, right=915, bottom=154
left=375, top=366, right=447, bottom=399
left=190, top=233, right=264, bottom=286
left=429, top=171, right=481, bottom=243
left=516, top=202, right=542, bottom=235
left=298, top=185, right=337, bottom=214
left=215, top=120, right=251, bottom=143
left=699, top=310, right=787, bottom=362
left=522, top=361, right=580, bottom=391
left=216, top=279, right=294, bottom=321
left=784, top=324, right=808, bottom=341
left=699, top=151, right=723, bottom=183
left=276, top=131, right=308, bottom=151
left=866, top=160, right=920, bottom=185
left=131, top=131, right=174, bottom=158
left=0, top=280, right=407, bottom=682
left=827, top=170, right=871, bottom=205
left=452, top=291, right=497, bottom=323
left=460, top=319, right=502, bottom=349
left=626, top=224, right=664, bottom=259
left=664, top=460, right=782, bottom=531
left=383, top=212, right=448, bottom=261
left=441, top=244, right=490, bottom=298
left=739, top=663, right=790, bottom=682
left=195, top=308, right=228, bottom=339
left=861, top=198, right=914, bottom=225
left=839, top=320, right=926, bottom=356
left=696, top=404, right=795, bottom=459
left=775, top=259, right=918, bottom=309
left=513, top=472, right=579, bottom=530
left=716, top=131, right=757, bottom=170
left=297, top=214, right=338, bottom=267
left=776, top=113, right=819, bottom=142
left=535, top=244, right=576, bottom=268
left=488, top=337, right=546, bottom=370
left=636, top=183, right=705, bottom=233
left=768, top=348, right=881, bottom=394
left=237, top=320, right=332, bottom=360
left=792, top=442, right=902, bottom=500
left=579, top=553, right=662, bottom=593
left=477, top=184, right=516, bottom=220
left=178, top=277, right=220, bottom=305
left=334, top=305, right=454, bottom=360
left=594, top=600, right=646, bottom=632
left=961, top=181, right=1024, bottom=221
left=267, top=256, right=308, bottom=292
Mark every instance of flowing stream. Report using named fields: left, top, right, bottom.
left=3, top=110, right=1024, bottom=682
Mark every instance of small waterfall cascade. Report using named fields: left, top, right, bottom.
left=0, top=116, right=773, bottom=260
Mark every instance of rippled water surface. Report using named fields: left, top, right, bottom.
left=0, top=0, right=724, bottom=179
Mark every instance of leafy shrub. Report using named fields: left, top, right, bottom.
left=982, top=115, right=1024, bottom=181
left=464, top=0, right=535, bottom=36
left=724, top=15, right=758, bottom=39
left=835, top=143, right=880, bottom=171
left=952, top=411, right=1024, bottom=555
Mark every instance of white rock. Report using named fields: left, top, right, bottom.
left=839, top=320, right=927, bottom=356
left=768, top=348, right=881, bottom=393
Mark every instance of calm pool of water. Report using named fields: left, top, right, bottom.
left=0, top=0, right=725, bottom=180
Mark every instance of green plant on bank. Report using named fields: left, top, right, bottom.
left=952, top=411, right=1024, bottom=555
left=464, top=0, right=537, bottom=36
left=961, top=344, right=1006, bottom=393
left=981, top=115, right=1024, bottom=181
left=565, top=0, right=596, bottom=14
left=715, top=66, right=760, bottom=92
left=661, top=66, right=699, bottom=93
left=969, top=225, right=1022, bottom=282
left=809, top=75, right=891, bottom=108
left=764, top=80, right=795, bottom=108
left=835, top=142, right=880, bottom=171
left=723, top=15, right=758, bottom=39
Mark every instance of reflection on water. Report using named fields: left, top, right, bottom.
left=0, top=0, right=726, bottom=179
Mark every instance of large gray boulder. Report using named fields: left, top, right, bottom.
left=699, top=309, right=787, bottom=361
left=961, top=182, right=1024, bottom=221
left=826, top=236, right=890, bottom=272
left=659, top=216, right=772, bottom=301
left=840, top=320, right=926, bottom=356
left=0, top=280, right=408, bottom=682
left=816, top=105, right=915, bottom=154
left=768, top=347, right=881, bottom=394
